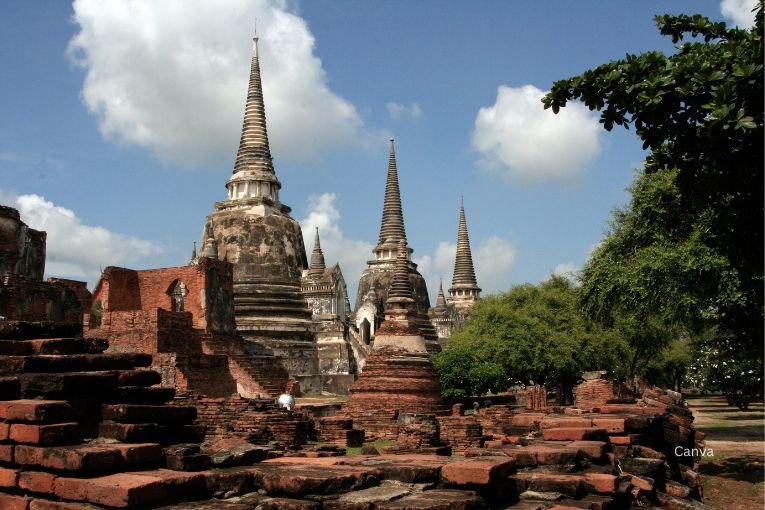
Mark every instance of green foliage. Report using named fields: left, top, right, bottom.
left=644, top=338, right=693, bottom=391
left=434, top=276, right=629, bottom=398
left=90, top=299, right=102, bottom=328
left=544, top=6, right=764, bottom=361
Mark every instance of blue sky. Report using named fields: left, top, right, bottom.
left=0, top=0, right=756, bottom=304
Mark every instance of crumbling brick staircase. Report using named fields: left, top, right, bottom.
left=0, top=321, right=209, bottom=508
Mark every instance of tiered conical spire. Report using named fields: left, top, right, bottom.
left=308, top=227, right=326, bottom=277
left=225, top=28, right=282, bottom=204
left=377, top=139, right=407, bottom=245
left=451, top=199, right=479, bottom=287
left=387, top=239, right=414, bottom=303
left=449, top=199, right=481, bottom=309
left=434, top=280, right=448, bottom=311
left=234, top=30, right=274, bottom=176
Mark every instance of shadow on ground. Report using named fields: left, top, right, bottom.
left=700, top=455, right=765, bottom=484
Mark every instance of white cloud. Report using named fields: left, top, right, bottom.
left=68, top=0, right=365, bottom=165
left=471, top=84, right=601, bottom=183
left=552, top=261, right=579, bottom=284
left=0, top=191, right=161, bottom=285
left=386, top=102, right=423, bottom=120
left=415, top=236, right=516, bottom=299
left=720, top=0, right=757, bottom=28
left=300, top=193, right=374, bottom=303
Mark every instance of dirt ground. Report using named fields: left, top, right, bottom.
left=687, top=395, right=764, bottom=509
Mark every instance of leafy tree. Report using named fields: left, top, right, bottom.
left=544, top=7, right=764, bottom=361
left=644, top=338, right=693, bottom=391
left=434, top=276, right=629, bottom=400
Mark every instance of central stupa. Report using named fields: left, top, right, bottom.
left=200, top=30, right=318, bottom=391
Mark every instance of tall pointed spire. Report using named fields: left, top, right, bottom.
left=308, top=227, right=326, bottom=277
left=449, top=198, right=481, bottom=305
left=225, top=26, right=282, bottom=204
left=234, top=27, right=274, bottom=176
left=377, top=138, right=407, bottom=245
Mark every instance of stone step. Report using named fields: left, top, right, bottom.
left=0, top=321, right=82, bottom=340
left=375, top=489, right=483, bottom=509
left=441, top=456, right=516, bottom=486
left=0, top=338, right=108, bottom=356
left=249, top=462, right=381, bottom=496
left=466, top=443, right=584, bottom=468
left=510, top=472, right=619, bottom=498
left=0, top=353, right=152, bottom=374
left=19, top=372, right=118, bottom=399
left=109, top=386, right=177, bottom=405
left=14, top=443, right=163, bottom=472
left=102, top=404, right=197, bottom=425
left=117, top=369, right=163, bottom=387
left=0, top=376, right=21, bottom=400
left=541, top=427, right=608, bottom=442
left=8, top=422, right=81, bottom=446
left=53, top=468, right=207, bottom=508
left=0, top=400, right=76, bottom=423
left=99, top=422, right=206, bottom=445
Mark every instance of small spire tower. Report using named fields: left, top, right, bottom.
left=448, top=198, right=481, bottom=310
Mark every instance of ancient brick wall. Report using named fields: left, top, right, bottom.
left=94, top=266, right=141, bottom=311
left=574, top=378, right=616, bottom=409
left=0, top=205, right=46, bottom=280
left=0, top=273, right=83, bottom=322
left=93, top=259, right=234, bottom=335
left=47, top=277, right=91, bottom=311
left=182, top=394, right=309, bottom=446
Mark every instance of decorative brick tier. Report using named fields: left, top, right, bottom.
left=339, top=347, right=447, bottom=440
left=573, top=378, right=615, bottom=409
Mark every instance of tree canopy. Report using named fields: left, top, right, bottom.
left=544, top=7, right=763, bottom=360
left=433, top=276, right=629, bottom=399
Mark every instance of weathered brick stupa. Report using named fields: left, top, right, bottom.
left=201, top=31, right=319, bottom=391
left=342, top=240, right=446, bottom=440
left=353, top=139, right=440, bottom=355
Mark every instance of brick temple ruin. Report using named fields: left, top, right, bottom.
left=0, top=29, right=714, bottom=509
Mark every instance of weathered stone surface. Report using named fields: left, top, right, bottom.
left=0, top=399, right=75, bottom=423
left=324, top=480, right=415, bottom=509
left=375, top=489, right=482, bottom=509
left=8, top=422, right=80, bottom=445
left=18, top=470, right=58, bottom=494
left=14, top=443, right=162, bottom=471
left=210, top=444, right=269, bottom=468
left=542, top=427, right=608, bottom=442
left=54, top=469, right=207, bottom=507
left=441, top=456, right=516, bottom=485
left=248, top=463, right=380, bottom=496
left=102, top=404, right=197, bottom=425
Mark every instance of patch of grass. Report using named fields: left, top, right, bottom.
left=345, top=439, right=396, bottom=456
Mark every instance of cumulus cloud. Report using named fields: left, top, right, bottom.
left=68, top=0, right=365, bottom=165
left=300, top=193, right=374, bottom=302
left=551, top=261, right=579, bottom=284
left=720, top=0, right=757, bottom=28
left=386, top=102, right=423, bottom=120
left=0, top=191, right=161, bottom=284
left=471, top=84, right=601, bottom=183
left=415, top=236, right=516, bottom=299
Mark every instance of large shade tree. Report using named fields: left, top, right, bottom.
left=544, top=7, right=764, bottom=366
left=434, top=276, right=629, bottom=400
